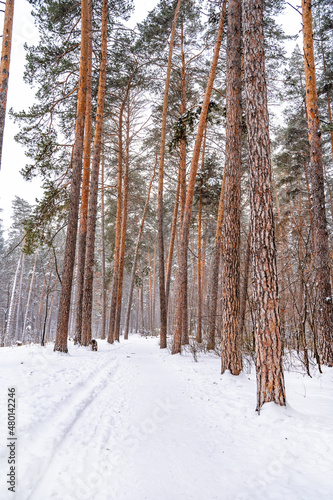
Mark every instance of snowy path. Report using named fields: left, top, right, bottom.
left=0, top=335, right=333, bottom=500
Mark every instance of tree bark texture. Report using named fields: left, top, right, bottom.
left=221, top=0, right=243, bottom=375
left=81, top=0, right=108, bottom=346
left=243, top=0, right=286, bottom=409
left=0, top=0, right=14, bottom=170
left=302, top=0, right=333, bottom=366
left=172, top=0, right=227, bottom=355
left=239, top=222, right=251, bottom=340
left=157, top=0, right=182, bottom=349
left=54, top=0, right=89, bottom=352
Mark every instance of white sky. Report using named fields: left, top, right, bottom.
left=0, top=0, right=301, bottom=233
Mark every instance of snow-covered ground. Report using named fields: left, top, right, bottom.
left=0, top=335, right=332, bottom=500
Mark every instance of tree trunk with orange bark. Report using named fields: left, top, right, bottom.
left=172, top=0, right=227, bottom=355
left=81, top=0, right=108, bottom=346
left=243, top=0, right=286, bottom=409
left=179, top=18, right=189, bottom=346
left=318, top=10, right=333, bottom=163
left=221, top=0, right=243, bottom=375
left=0, top=0, right=14, bottom=169
left=302, top=0, right=333, bottom=366
left=54, top=0, right=89, bottom=352
left=197, top=191, right=203, bottom=344
left=157, top=0, right=182, bottom=349
left=74, top=0, right=93, bottom=345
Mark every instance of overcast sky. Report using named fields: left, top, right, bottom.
left=0, top=0, right=301, bottom=233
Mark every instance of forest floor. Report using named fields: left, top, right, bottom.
left=0, top=334, right=332, bottom=500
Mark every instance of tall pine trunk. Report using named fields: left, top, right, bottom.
left=302, top=0, right=333, bottom=366
left=115, top=99, right=131, bottom=341
left=0, top=0, right=14, bottom=169
left=179, top=18, right=189, bottom=346
left=196, top=127, right=207, bottom=344
left=221, top=0, right=243, bottom=375
left=172, top=0, right=227, bottom=354
left=157, top=0, right=182, bottom=349
left=108, top=106, right=124, bottom=343
left=81, top=0, right=108, bottom=346
left=243, top=0, right=286, bottom=410
left=74, top=0, right=93, bottom=345
left=100, top=156, right=106, bottom=339
left=54, top=0, right=89, bottom=352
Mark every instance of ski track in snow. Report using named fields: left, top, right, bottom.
left=0, top=335, right=333, bottom=500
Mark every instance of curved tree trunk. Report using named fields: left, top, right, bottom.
left=0, top=0, right=14, bottom=169
left=221, top=0, right=243, bottom=375
left=302, top=0, right=333, bottom=366
left=81, top=0, right=108, bottom=346
left=172, top=0, right=227, bottom=354
left=54, top=0, right=89, bottom=352
left=243, top=0, right=286, bottom=410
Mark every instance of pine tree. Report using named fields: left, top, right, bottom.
left=54, top=0, right=89, bottom=353
left=81, top=0, right=108, bottom=346
left=243, top=0, right=286, bottom=409
left=301, top=0, right=333, bottom=366
left=74, top=0, right=93, bottom=345
left=220, top=0, right=243, bottom=375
